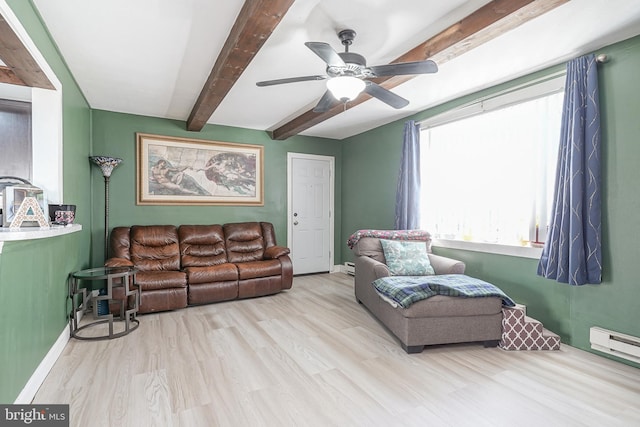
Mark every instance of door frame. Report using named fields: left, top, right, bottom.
left=287, top=152, right=335, bottom=273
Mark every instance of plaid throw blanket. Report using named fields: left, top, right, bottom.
left=372, top=274, right=516, bottom=308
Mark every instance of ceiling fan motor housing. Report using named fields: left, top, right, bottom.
left=328, top=52, right=372, bottom=78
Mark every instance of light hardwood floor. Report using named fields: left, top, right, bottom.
left=34, top=273, right=640, bottom=426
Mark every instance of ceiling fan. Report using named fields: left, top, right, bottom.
left=256, top=29, right=438, bottom=112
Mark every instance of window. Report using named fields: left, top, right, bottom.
left=0, top=98, right=32, bottom=180
left=419, top=76, right=564, bottom=249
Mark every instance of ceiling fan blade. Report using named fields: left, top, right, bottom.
left=363, top=81, right=409, bottom=109
left=304, top=42, right=346, bottom=68
left=313, top=90, right=340, bottom=113
left=256, top=75, right=327, bottom=87
left=369, top=60, right=438, bottom=77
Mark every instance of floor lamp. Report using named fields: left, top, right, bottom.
left=90, top=156, right=122, bottom=259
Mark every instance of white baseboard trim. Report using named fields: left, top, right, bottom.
left=333, top=264, right=353, bottom=275
left=15, top=324, right=70, bottom=404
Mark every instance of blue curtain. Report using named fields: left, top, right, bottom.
left=537, top=54, right=602, bottom=285
left=394, top=120, right=421, bottom=230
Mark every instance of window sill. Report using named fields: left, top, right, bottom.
left=0, top=224, right=82, bottom=253
left=432, top=238, right=543, bottom=260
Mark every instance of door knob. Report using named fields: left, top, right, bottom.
left=294, top=221, right=299, bottom=226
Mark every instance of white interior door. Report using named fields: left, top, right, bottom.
left=288, top=153, right=334, bottom=275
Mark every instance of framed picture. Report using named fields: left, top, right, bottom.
left=136, top=133, right=264, bottom=206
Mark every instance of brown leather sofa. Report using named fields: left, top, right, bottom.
left=105, top=222, right=293, bottom=314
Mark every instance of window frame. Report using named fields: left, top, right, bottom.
left=418, top=73, right=565, bottom=259
left=0, top=1, right=69, bottom=251
left=0, top=2, right=63, bottom=204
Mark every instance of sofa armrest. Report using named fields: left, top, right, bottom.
left=264, top=245, right=290, bottom=259
left=354, top=255, right=390, bottom=282
left=428, top=253, right=466, bottom=275
left=105, top=257, right=135, bottom=268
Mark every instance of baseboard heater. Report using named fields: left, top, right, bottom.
left=590, top=327, right=640, bottom=364
left=344, top=262, right=355, bottom=276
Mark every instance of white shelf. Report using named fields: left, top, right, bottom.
left=0, top=223, right=82, bottom=253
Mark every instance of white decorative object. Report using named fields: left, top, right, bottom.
left=9, top=196, right=49, bottom=228
left=2, top=184, right=46, bottom=227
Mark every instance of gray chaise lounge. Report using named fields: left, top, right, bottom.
left=350, top=232, right=503, bottom=353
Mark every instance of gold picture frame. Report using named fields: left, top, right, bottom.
left=136, top=133, right=264, bottom=206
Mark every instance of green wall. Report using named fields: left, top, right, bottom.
left=341, top=35, right=640, bottom=362
left=0, top=0, right=92, bottom=402
left=90, top=110, right=343, bottom=265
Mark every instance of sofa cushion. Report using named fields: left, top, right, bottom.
left=184, top=263, right=238, bottom=284
left=236, top=259, right=282, bottom=280
left=380, top=239, right=435, bottom=276
left=130, top=225, right=181, bottom=271
left=136, top=270, right=187, bottom=291
left=179, top=224, right=227, bottom=267
left=224, top=222, right=265, bottom=263
left=400, top=295, right=503, bottom=318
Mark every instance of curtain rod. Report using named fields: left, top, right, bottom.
left=416, top=54, right=608, bottom=127
left=416, top=71, right=565, bottom=127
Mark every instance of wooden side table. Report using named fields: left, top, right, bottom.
left=69, top=266, right=140, bottom=340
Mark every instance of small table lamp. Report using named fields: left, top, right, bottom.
left=90, top=156, right=122, bottom=259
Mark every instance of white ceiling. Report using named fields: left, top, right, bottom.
left=32, top=0, right=640, bottom=140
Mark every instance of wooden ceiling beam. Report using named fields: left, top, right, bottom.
left=271, top=0, right=569, bottom=140
left=186, top=0, right=295, bottom=132
left=0, top=15, right=54, bottom=89
left=0, top=65, right=27, bottom=86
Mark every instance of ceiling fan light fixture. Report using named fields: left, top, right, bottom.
left=326, top=76, right=365, bottom=102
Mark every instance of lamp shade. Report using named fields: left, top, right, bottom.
left=89, top=156, right=122, bottom=178
left=326, top=76, right=365, bottom=102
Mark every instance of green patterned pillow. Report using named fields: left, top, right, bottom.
left=380, top=239, right=435, bottom=276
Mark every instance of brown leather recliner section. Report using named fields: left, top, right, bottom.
left=131, top=225, right=182, bottom=271
left=179, top=225, right=227, bottom=267
left=237, top=259, right=282, bottom=279
left=107, top=225, right=187, bottom=314
left=224, top=221, right=293, bottom=297
left=179, top=224, right=239, bottom=305
left=224, top=222, right=266, bottom=262
left=106, top=221, right=292, bottom=313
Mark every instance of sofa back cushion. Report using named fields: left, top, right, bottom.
left=130, top=225, right=181, bottom=271
left=179, top=224, right=227, bottom=267
left=224, top=222, right=265, bottom=263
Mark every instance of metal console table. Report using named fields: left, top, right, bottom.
left=69, top=266, right=140, bottom=340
